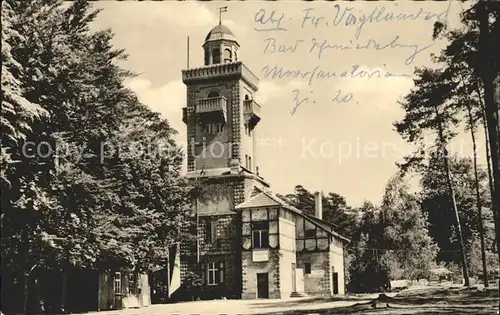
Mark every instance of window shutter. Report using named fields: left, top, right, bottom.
left=211, top=220, right=218, bottom=241
left=220, top=262, right=225, bottom=284
left=200, top=263, right=205, bottom=285
left=206, top=222, right=212, bottom=243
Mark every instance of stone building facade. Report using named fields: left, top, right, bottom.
left=171, top=22, right=349, bottom=300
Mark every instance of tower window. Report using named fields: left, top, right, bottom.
left=234, top=52, right=238, bottom=61
left=204, top=50, right=210, bottom=65
left=224, top=49, right=232, bottom=63
left=249, top=156, right=252, bottom=171
left=212, top=48, right=220, bottom=64
left=207, top=91, right=220, bottom=98
left=205, top=124, right=213, bottom=135
left=205, top=122, right=224, bottom=135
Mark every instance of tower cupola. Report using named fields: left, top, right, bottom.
left=203, top=24, right=239, bottom=66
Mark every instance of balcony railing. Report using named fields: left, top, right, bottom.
left=196, top=96, right=227, bottom=122
left=243, top=99, right=261, bottom=128
left=244, top=99, right=261, bottom=115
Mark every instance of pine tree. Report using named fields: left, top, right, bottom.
left=395, top=67, right=470, bottom=286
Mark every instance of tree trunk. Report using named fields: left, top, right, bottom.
left=21, top=228, right=30, bottom=314
left=22, top=271, right=29, bottom=314
left=60, top=272, right=67, bottom=313
left=434, top=107, right=470, bottom=286
left=442, top=149, right=470, bottom=286
left=466, top=103, right=489, bottom=287
left=483, top=105, right=498, bottom=253
left=477, top=1, right=500, bottom=308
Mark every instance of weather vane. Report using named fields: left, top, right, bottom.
left=218, top=6, right=228, bottom=25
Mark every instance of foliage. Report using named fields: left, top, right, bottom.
left=347, top=175, right=438, bottom=293
left=1, top=0, right=191, bottom=313
left=420, top=151, right=495, bottom=272
left=179, top=271, right=203, bottom=301
left=278, top=185, right=357, bottom=238
left=347, top=201, right=389, bottom=293
left=378, top=174, right=438, bottom=280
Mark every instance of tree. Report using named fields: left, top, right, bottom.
left=395, top=67, right=470, bottom=285
left=420, top=152, right=495, bottom=277
left=278, top=185, right=356, bottom=238
left=435, top=2, right=500, bottom=299
left=346, top=201, right=388, bottom=293
left=379, top=174, right=438, bottom=281
left=433, top=7, right=493, bottom=286
left=1, top=1, right=191, bottom=312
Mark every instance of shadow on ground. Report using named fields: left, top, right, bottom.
left=250, top=295, right=373, bottom=309
left=252, top=287, right=499, bottom=315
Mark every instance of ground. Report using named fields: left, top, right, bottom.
left=80, top=285, right=499, bottom=315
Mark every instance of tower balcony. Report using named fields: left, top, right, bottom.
left=244, top=99, right=261, bottom=128
left=196, top=96, right=227, bottom=123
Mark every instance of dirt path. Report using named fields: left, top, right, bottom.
left=77, top=287, right=499, bottom=315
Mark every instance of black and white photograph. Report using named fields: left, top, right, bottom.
left=1, top=0, right=500, bottom=314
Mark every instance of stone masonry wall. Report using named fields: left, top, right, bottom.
left=199, top=214, right=241, bottom=299
left=231, top=80, right=241, bottom=162
left=242, top=250, right=281, bottom=299
left=296, top=252, right=331, bottom=295
left=185, top=79, right=243, bottom=171
left=179, top=177, right=246, bottom=298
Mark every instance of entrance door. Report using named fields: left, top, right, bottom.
left=332, top=272, right=339, bottom=295
left=256, top=273, right=269, bottom=299
left=291, top=263, right=296, bottom=292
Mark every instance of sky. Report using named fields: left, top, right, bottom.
left=91, top=1, right=484, bottom=208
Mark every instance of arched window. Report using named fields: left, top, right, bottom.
left=204, top=49, right=210, bottom=65
left=245, top=95, right=250, bottom=100
left=207, top=91, right=220, bottom=98
left=234, top=52, right=238, bottom=61
left=212, top=48, right=220, bottom=64
left=224, top=49, right=232, bottom=63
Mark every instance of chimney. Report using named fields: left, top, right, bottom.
left=314, top=191, right=323, bottom=220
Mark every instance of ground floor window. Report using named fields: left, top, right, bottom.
left=304, top=263, right=311, bottom=274
left=113, top=272, right=121, bottom=294
left=207, top=262, right=224, bottom=285
left=128, top=273, right=137, bottom=294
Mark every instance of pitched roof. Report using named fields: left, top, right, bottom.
left=236, top=189, right=350, bottom=243
left=235, top=192, right=281, bottom=209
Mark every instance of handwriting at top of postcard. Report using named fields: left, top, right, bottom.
left=250, top=1, right=462, bottom=115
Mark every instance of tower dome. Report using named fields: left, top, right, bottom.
left=204, top=24, right=237, bottom=43
left=202, top=24, right=239, bottom=66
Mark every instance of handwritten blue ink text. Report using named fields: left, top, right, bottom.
left=291, top=89, right=354, bottom=115
left=263, top=38, right=304, bottom=53
left=299, top=3, right=452, bottom=39
left=254, top=9, right=288, bottom=32
left=263, top=64, right=411, bottom=87
left=309, top=36, right=433, bottom=65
